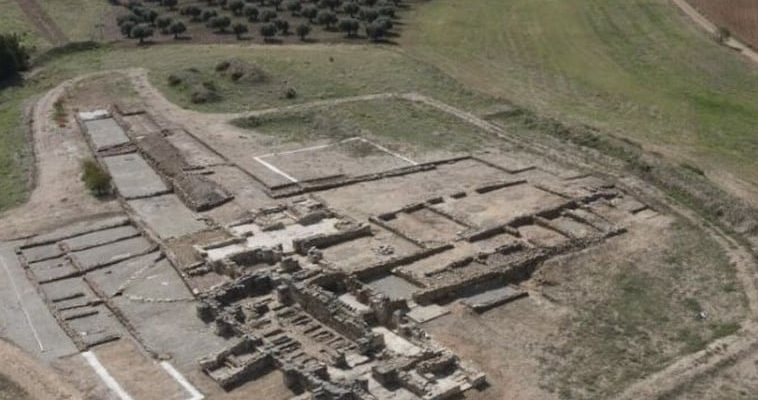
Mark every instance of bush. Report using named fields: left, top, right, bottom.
left=81, top=160, right=112, bottom=197
left=296, top=23, right=311, bottom=41
left=0, top=33, right=30, bottom=81
left=260, top=23, right=278, bottom=41
left=169, top=21, right=187, bottom=39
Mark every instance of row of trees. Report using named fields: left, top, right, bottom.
left=119, top=0, right=399, bottom=43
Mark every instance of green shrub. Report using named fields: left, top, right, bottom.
left=0, top=33, right=30, bottom=81
left=81, top=159, right=112, bottom=197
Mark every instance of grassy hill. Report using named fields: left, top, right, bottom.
left=401, top=0, right=758, bottom=203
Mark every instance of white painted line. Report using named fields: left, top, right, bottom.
left=0, top=254, right=45, bottom=351
left=359, top=138, right=418, bottom=166
left=256, top=137, right=362, bottom=159
left=82, top=351, right=135, bottom=400
left=160, top=361, right=205, bottom=400
left=253, top=156, right=299, bottom=183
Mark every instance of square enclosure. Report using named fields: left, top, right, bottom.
left=254, top=138, right=416, bottom=183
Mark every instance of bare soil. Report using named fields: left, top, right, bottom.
left=0, top=340, right=81, bottom=400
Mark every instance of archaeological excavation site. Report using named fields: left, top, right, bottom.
left=1, top=61, right=755, bottom=400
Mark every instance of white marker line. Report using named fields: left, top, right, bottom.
left=160, top=361, right=205, bottom=400
left=82, top=351, right=135, bottom=400
left=0, top=254, right=45, bottom=351
left=253, top=156, right=299, bottom=183
left=256, top=137, right=362, bottom=159
left=359, top=138, right=418, bottom=166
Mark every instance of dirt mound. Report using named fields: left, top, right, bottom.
left=167, top=68, right=221, bottom=104
left=215, top=58, right=269, bottom=83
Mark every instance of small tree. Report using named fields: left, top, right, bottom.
left=338, top=18, right=359, bottom=37
left=183, top=6, right=202, bottom=22
left=296, top=23, right=311, bottom=41
left=202, top=9, right=218, bottom=22
left=274, top=19, right=290, bottom=35
left=716, top=26, right=731, bottom=44
left=365, top=21, right=385, bottom=42
left=302, top=6, right=318, bottom=23
left=243, top=5, right=259, bottom=21
left=375, top=16, right=392, bottom=31
left=261, top=10, right=278, bottom=22
left=343, top=2, right=359, bottom=17
left=209, top=16, right=232, bottom=33
left=232, top=22, right=249, bottom=39
left=156, top=16, right=173, bottom=33
left=131, top=23, right=154, bottom=44
left=316, top=10, right=337, bottom=29
left=319, top=0, right=341, bottom=10
left=270, top=0, right=283, bottom=11
left=169, top=21, right=187, bottom=39
left=229, top=0, right=245, bottom=15
left=358, top=7, right=378, bottom=22
left=81, top=160, right=111, bottom=197
left=120, top=20, right=136, bottom=38
left=0, top=33, right=30, bottom=81
left=260, top=23, right=278, bottom=41
left=378, top=5, right=394, bottom=18
left=162, top=0, right=178, bottom=10
left=285, top=0, right=302, bottom=15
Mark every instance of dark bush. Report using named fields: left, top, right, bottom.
left=0, top=33, right=30, bottom=80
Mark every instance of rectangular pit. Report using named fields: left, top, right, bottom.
left=437, top=184, right=567, bottom=228
left=128, top=194, right=207, bottom=239
left=83, top=118, right=130, bottom=151
left=102, top=153, right=170, bottom=199
left=257, top=138, right=415, bottom=183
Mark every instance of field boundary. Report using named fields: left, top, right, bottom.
left=672, top=0, right=758, bottom=64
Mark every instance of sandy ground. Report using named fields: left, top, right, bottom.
left=0, top=73, right=122, bottom=241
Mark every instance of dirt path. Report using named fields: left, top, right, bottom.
left=0, top=72, right=121, bottom=240
left=0, top=340, right=82, bottom=400
left=14, top=0, right=68, bottom=46
left=672, top=0, right=758, bottom=65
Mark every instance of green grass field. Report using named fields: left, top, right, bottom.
left=402, top=0, right=758, bottom=196
left=39, top=0, right=112, bottom=42
left=0, top=0, right=51, bottom=52
left=232, top=97, right=487, bottom=152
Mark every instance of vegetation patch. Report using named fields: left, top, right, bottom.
left=537, top=220, right=747, bottom=398
left=113, top=0, right=404, bottom=45
left=81, top=159, right=111, bottom=197
left=232, top=98, right=487, bottom=151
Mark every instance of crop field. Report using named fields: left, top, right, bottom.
left=402, top=0, right=758, bottom=204
left=687, top=0, right=758, bottom=49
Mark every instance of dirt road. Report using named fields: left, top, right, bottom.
left=672, top=0, right=758, bottom=64
left=0, top=72, right=121, bottom=240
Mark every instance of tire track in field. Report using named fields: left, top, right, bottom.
left=15, top=0, right=68, bottom=46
